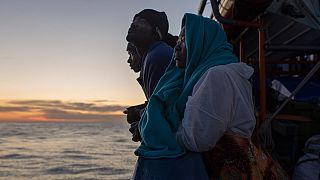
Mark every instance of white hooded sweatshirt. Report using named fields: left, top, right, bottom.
left=176, top=63, right=256, bottom=152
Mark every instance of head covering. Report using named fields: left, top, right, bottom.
left=135, top=13, right=238, bottom=158
left=134, top=9, right=169, bottom=40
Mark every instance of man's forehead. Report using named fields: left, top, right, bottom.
left=133, top=17, right=149, bottom=23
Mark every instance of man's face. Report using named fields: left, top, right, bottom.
left=127, top=49, right=141, bottom=73
left=126, top=17, right=154, bottom=47
left=174, top=27, right=186, bottom=68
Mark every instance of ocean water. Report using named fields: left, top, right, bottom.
left=0, top=121, right=138, bottom=180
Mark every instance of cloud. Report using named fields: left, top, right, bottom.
left=0, top=106, right=32, bottom=112
left=86, top=105, right=125, bottom=112
left=8, top=100, right=65, bottom=107
left=42, top=109, right=121, bottom=121
left=0, top=99, right=127, bottom=122
left=8, top=100, right=126, bottom=112
left=91, top=100, right=116, bottom=103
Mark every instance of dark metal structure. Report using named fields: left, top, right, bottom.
left=198, top=0, right=320, bottom=175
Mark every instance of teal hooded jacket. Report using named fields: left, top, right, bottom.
left=135, top=13, right=238, bottom=158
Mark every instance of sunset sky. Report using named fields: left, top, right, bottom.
left=0, top=0, right=212, bottom=122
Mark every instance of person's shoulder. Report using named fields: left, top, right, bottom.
left=210, top=63, right=254, bottom=80
left=154, top=41, right=172, bottom=49
left=205, top=64, right=230, bottom=78
left=192, top=65, right=229, bottom=95
left=207, top=63, right=250, bottom=75
left=200, top=64, right=241, bottom=86
left=146, top=42, right=173, bottom=63
left=195, top=66, right=227, bottom=88
left=151, top=42, right=173, bottom=56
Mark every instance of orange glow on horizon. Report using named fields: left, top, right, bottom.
left=0, top=99, right=127, bottom=122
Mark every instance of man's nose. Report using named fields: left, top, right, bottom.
left=130, top=23, right=136, bottom=29
left=127, top=58, right=132, bottom=63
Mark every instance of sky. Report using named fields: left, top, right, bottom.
left=0, top=0, right=213, bottom=122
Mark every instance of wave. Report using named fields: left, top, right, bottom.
left=0, top=131, right=29, bottom=137
left=62, top=150, right=84, bottom=154
left=12, top=147, right=30, bottom=151
left=46, top=166, right=129, bottom=175
left=0, top=122, right=135, bottom=179
left=60, top=154, right=97, bottom=160
left=73, top=132, right=101, bottom=136
left=0, top=153, right=40, bottom=159
left=88, top=152, right=112, bottom=156
left=114, top=138, right=129, bottom=143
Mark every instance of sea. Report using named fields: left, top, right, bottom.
left=0, top=120, right=139, bottom=180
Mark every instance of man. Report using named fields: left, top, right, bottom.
left=126, top=9, right=173, bottom=99
left=126, top=42, right=142, bottom=74
left=125, top=42, right=147, bottom=142
left=125, top=9, right=173, bottom=142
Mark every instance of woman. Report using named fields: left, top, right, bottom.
left=174, top=22, right=256, bottom=180
left=133, top=13, right=287, bottom=179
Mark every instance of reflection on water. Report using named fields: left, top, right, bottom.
left=0, top=120, right=138, bottom=179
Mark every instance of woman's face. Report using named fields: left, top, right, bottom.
left=174, top=27, right=186, bottom=68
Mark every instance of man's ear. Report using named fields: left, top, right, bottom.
left=155, top=27, right=163, bottom=41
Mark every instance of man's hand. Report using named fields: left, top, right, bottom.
left=129, top=121, right=141, bottom=142
left=123, top=102, right=147, bottom=124
left=124, top=107, right=141, bottom=124
left=124, top=102, right=147, bottom=142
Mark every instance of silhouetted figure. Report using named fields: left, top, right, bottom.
left=126, top=9, right=173, bottom=99
left=124, top=42, right=146, bottom=142
left=126, top=42, right=142, bottom=73
left=125, top=9, right=174, bottom=142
